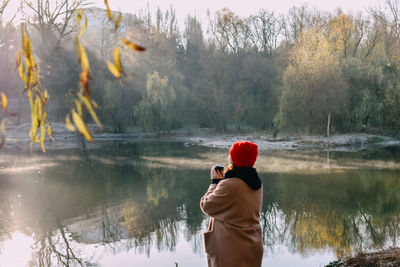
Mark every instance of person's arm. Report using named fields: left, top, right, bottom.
left=200, top=179, right=237, bottom=219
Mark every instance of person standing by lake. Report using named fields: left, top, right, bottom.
left=200, top=140, right=263, bottom=267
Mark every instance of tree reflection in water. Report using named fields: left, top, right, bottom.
left=1, top=144, right=400, bottom=266
left=30, top=224, right=86, bottom=267
left=261, top=170, right=400, bottom=258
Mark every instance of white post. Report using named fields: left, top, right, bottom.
left=327, top=113, right=331, bottom=138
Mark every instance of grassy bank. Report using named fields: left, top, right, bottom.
left=326, top=248, right=400, bottom=266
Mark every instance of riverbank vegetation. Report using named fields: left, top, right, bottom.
left=326, top=248, right=400, bottom=266
left=2, top=1, right=400, bottom=137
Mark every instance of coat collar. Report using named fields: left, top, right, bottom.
left=224, top=167, right=262, bottom=190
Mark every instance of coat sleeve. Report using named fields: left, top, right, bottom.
left=200, top=180, right=237, bottom=220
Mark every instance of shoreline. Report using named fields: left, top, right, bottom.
left=326, top=248, right=400, bottom=267
left=3, top=123, right=400, bottom=151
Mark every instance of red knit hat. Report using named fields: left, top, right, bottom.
left=229, top=141, right=258, bottom=167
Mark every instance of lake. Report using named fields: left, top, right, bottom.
left=1, top=141, right=400, bottom=267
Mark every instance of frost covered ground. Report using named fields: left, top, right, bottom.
left=3, top=123, right=399, bottom=152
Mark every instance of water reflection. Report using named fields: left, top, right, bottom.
left=0, top=143, right=400, bottom=266
left=31, top=225, right=86, bottom=267
left=261, top=170, right=400, bottom=258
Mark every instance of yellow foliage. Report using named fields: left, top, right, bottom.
left=67, top=27, right=102, bottom=142
left=74, top=99, right=82, bottom=116
left=121, top=38, right=146, bottom=52
left=107, top=47, right=125, bottom=78
left=328, top=13, right=354, bottom=54
left=47, top=125, right=54, bottom=142
left=104, top=0, right=113, bottom=20
left=77, top=9, right=83, bottom=25
left=18, top=61, right=26, bottom=83
left=40, top=112, right=47, bottom=152
left=78, top=93, right=102, bottom=127
left=290, top=29, right=337, bottom=73
left=115, top=13, right=122, bottom=29
left=17, top=26, right=52, bottom=151
left=65, top=114, right=76, bottom=132
left=9, top=3, right=146, bottom=149
left=75, top=38, right=90, bottom=72
left=72, top=109, right=93, bottom=142
left=43, top=89, right=48, bottom=101
left=107, top=61, right=121, bottom=78
left=16, top=49, right=21, bottom=69
left=1, top=93, right=7, bottom=111
left=80, top=17, right=87, bottom=38
left=0, top=118, right=6, bottom=148
left=113, top=47, right=122, bottom=72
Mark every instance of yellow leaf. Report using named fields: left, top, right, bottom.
left=30, top=97, right=40, bottom=142
left=18, top=61, right=25, bottom=81
left=72, top=109, right=93, bottom=142
left=47, top=124, right=54, bottom=142
left=29, top=134, right=39, bottom=146
left=91, top=99, right=99, bottom=108
left=107, top=61, right=121, bottom=78
left=28, top=90, right=34, bottom=109
left=113, top=47, right=122, bottom=72
left=79, top=44, right=90, bottom=71
left=77, top=9, right=83, bottom=25
left=105, top=0, right=113, bottom=20
left=16, top=49, right=21, bottom=69
left=40, top=113, right=46, bottom=152
left=1, top=93, right=7, bottom=111
left=35, top=97, right=42, bottom=121
left=21, top=27, right=28, bottom=52
left=78, top=93, right=102, bottom=127
left=74, top=99, right=82, bottom=116
left=115, top=13, right=122, bottom=29
left=29, top=70, right=37, bottom=86
left=41, top=142, right=46, bottom=152
left=80, top=17, right=87, bottom=38
left=0, top=118, right=6, bottom=149
left=29, top=54, right=35, bottom=68
left=121, top=38, right=146, bottom=52
left=43, top=89, right=48, bottom=100
left=65, top=114, right=76, bottom=132
left=80, top=69, right=91, bottom=99
left=75, top=37, right=90, bottom=71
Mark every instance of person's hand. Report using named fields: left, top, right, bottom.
left=210, top=165, right=224, bottom=180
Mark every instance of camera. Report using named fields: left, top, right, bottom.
left=214, top=165, right=224, bottom=172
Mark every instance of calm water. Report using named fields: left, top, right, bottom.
left=1, top=141, right=400, bottom=267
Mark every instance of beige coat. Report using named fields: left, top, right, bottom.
left=200, top=178, right=263, bottom=267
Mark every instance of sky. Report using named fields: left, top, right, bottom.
left=92, top=0, right=385, bottom=15
left=2, top=0, right=387, bottom=27
left=90, top=0, right=386, bottom=20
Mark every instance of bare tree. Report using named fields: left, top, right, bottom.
left=154, top=6, right=178, bottom=38
left=0, top=0, right=17, bottom=27
left=352, top=14, right=368, bottom=57
left=368, top=0, right=400, bottom=57
left=362, top=23, right=383, bottom=60
left=21, top=0, right=88, bottom=59
left=0, top=0, right=10, bottom=17
left=250, top=10, right=284, bottom=56
left=208, top=8, right=248, bottom=53
left=283, top=5, right=328, bottom=44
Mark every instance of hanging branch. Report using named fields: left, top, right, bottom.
left=16, top=25, right=54, bottom=152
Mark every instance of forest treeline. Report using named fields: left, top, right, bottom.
left=2, top=0, right=400, bottom=135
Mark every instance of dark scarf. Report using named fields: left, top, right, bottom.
left=224, top=167, right=262, bottom=190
